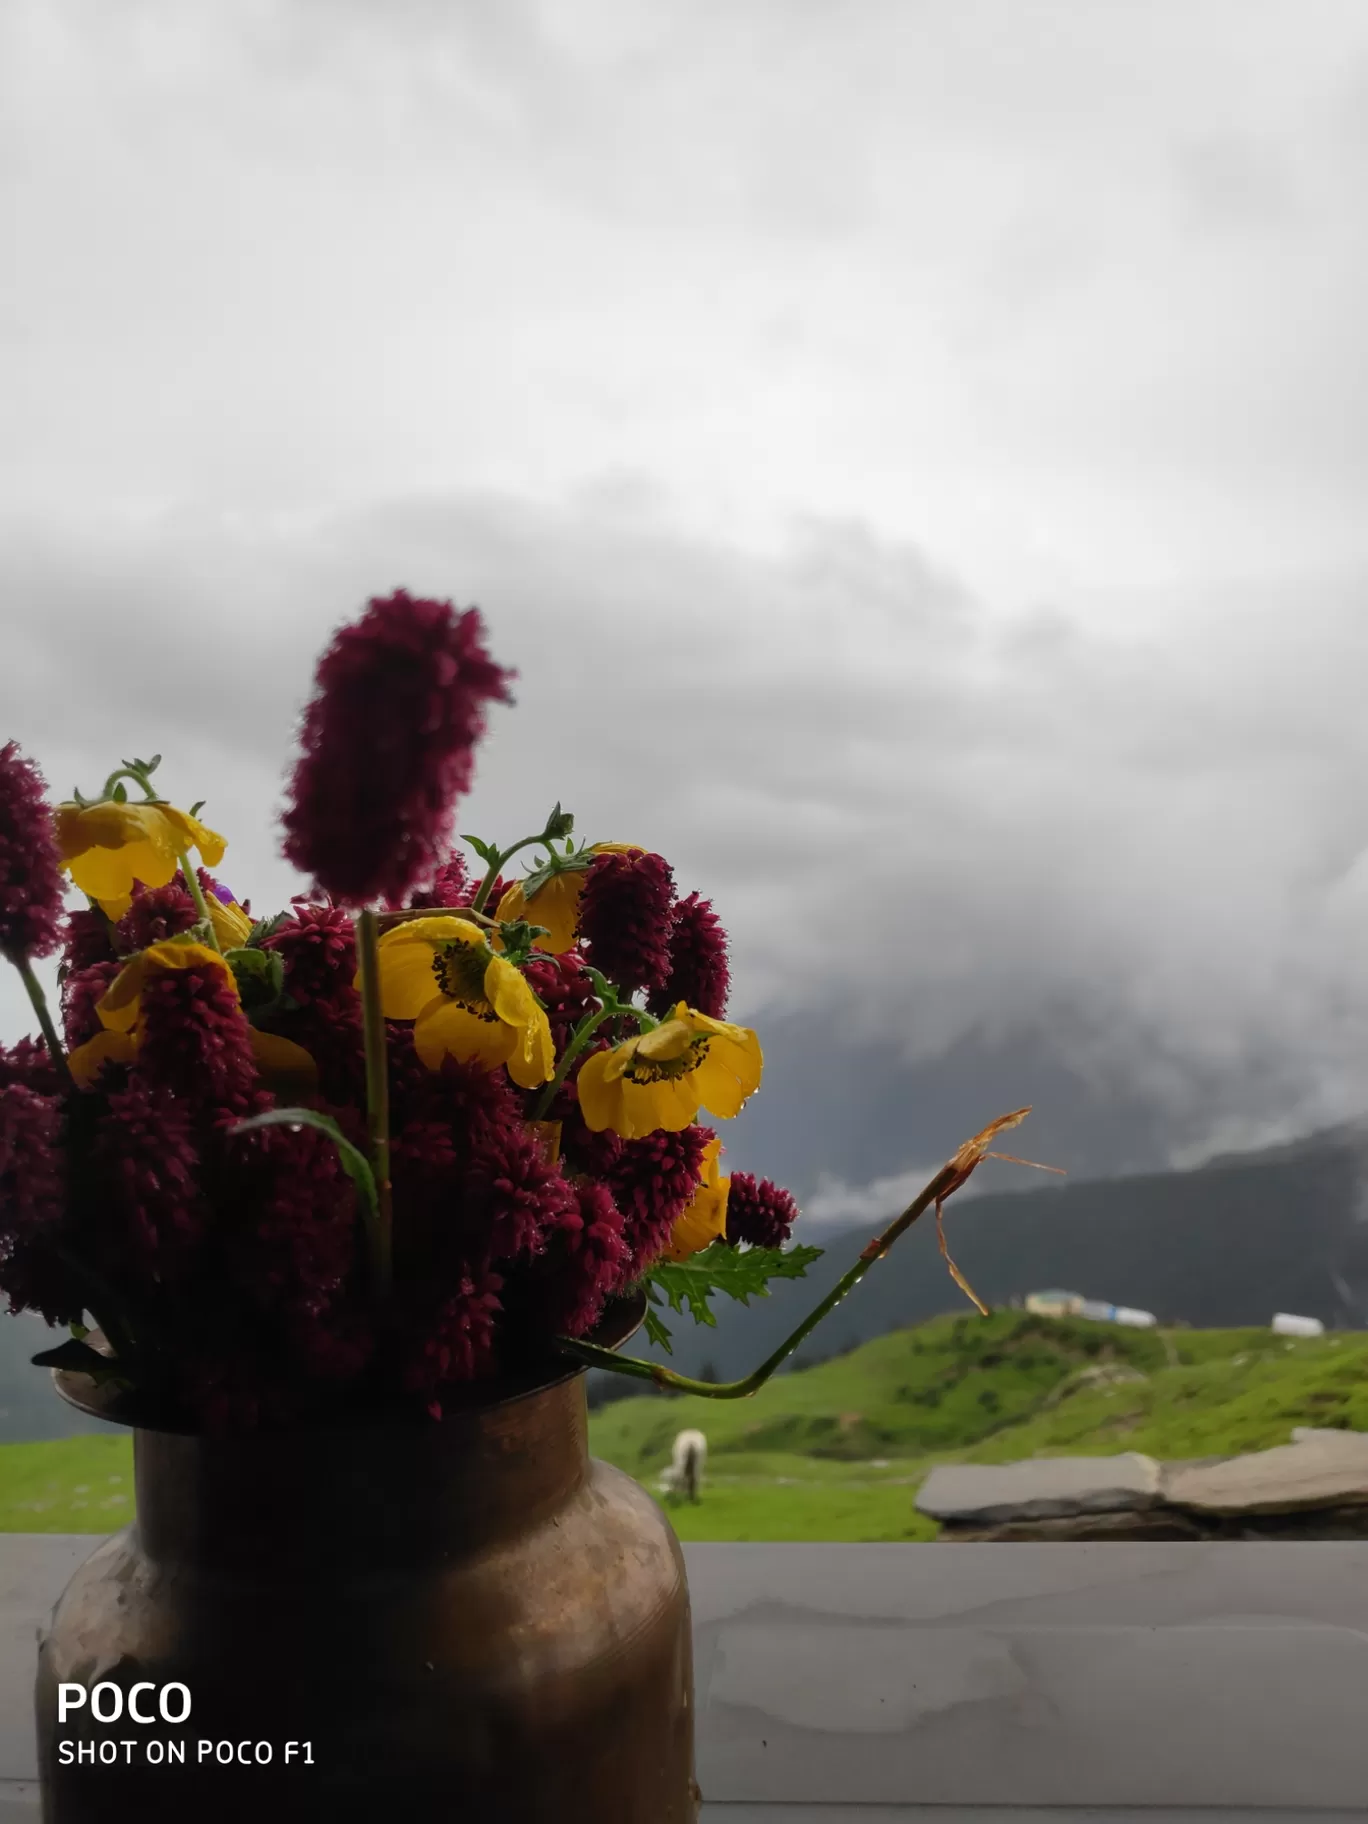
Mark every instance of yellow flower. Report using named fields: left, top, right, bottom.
left=495, top=842, right=639, bottom=954
left=207, top=894, right=253, bottom=950
left=55, top=800, right=227, bottom=919
left=371, top=915, right=555, bottom=1089
left=576, top=1002, right=762, bottom=1140
left=663, top=1136, right=730, bottom=1262
left=66, top=940, right=317, bottom=1096
left=94, top=941, right=233, bottom=1034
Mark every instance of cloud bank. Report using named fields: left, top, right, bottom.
left=4, top=499, right=1368, bottom=1190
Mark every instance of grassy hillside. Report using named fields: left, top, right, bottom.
left=4, top=1311, right=1368, bottom=1537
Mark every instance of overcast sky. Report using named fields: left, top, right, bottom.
left=5, top=0, right=1368, bottom=1209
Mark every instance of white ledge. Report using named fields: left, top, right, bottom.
left=5, top=1536, right=1368, bottom=1819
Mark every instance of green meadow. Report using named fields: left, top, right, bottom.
left=3, top=1310, right=1366, bottom=1537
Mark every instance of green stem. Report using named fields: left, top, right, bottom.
left=100, top=765, right=221, bottom=952
left=355, top=909, right=393, bottom=1292
left=554, top=1160, right=962, bottom=1397
left=470, top=833, right=550, bottom=914
left=529, top=997, right=655, bottom=1121
left=175, top=853, right=220, bottom=949
left=8, top=953, right=74, bottom=1090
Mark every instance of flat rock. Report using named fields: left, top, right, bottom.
left=1164, top=1433, right=1368, bottom=1516
left=915, top=1453, right=1163, bottom=1523
left=938, top=1507, right=1209, bottom=1543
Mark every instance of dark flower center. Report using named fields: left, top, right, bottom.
left=432, top=942, right=490, bottom=1009
left=624, top=1035, right=710, bottom=1085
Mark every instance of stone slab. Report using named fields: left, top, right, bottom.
left=914, top=1453, right=1162, bottom=1523
left=938, top=1507, right=1208, bottom=1542
left=699, top=1814, right=1368, bottom=1823
left=1164, top=1433, right=1368, bottom=1515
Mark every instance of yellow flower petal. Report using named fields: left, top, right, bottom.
left=157, top=806, right=227, bottom=869
left=414, top=996, right=518, bottom=1074
left=55, top=800, right=229, bottom=919
left=496, top=875, right=583, bottom=954
left=575, top=1007, right=762, bottom=1137
left=67, top=1030, right=137, bottom=1088
left=96, top=942, right=236, bottom=1034
left=209, top=897, right=254, bottom=950
left=373, top=915, right=488, bottom=1018
left=249, top=1029, right=319, bottom=1098
left=374, top=946, right=444, bottom=1021
left=484, top=956, right=555, bottom=1087
left=664, top=1136, right=730, bottom=1261
left=526, top=1120, right=562, bottom=1166
left=577, top=1045, right=702, bottom=1137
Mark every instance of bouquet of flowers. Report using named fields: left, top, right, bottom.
left=0, top=589, right=1033, bottom=1430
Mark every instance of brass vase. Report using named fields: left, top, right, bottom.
left=35, top=1297, right=698, bottom=1822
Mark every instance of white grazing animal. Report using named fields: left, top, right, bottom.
left=658, top=1429, right=707, bottom=1503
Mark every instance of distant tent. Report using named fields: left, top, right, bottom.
left=1271, top=1312, right=1325, bottom=1338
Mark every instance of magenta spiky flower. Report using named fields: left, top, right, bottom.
left=401, top=852, right=471, bottom=910
left=724, top=1173, right=799, bottom=1250
left=606, top=1124, right=714, bottom=1274
left=61, top=959, right=122, bottom=1046
left=134, top=956, right=263, bottom=1120
left=523, top=952, right=598, bottom=1052
left=577, top=849, right=675, bottom=995
left=62, top=907, right=116, bottom=972
left=0, top=742, right=65, bottom=962
left=218, top=1119, right=356, bottom=1309
left=0, top=1036, right=63, bottom=1096
left=529, top=1181, right=631, bottom=1338
left=281, top=589, right=514, bottom=906
left=115, top=879, right=198, bottom=955
left=404, top=1268, right=504, bottom=1415
left=467, top=1125, right=578, bottom=1266
left=0, top=1082, right=71, bottom=1323
left=93, top=1082, right=203, bottom=1272
left=648, top=891, right=730, bottom=1019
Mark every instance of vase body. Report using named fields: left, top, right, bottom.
left=35, top=1355, right=697, bottom=1822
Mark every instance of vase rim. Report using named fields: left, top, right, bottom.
left=50, top=1291, right=647, bottom=1437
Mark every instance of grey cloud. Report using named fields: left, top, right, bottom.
left=4, top=495, right=1368, bottom=1182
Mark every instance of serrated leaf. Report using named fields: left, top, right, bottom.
left=646, top=1241, right=823, bottom=1326
left=644, top=1308, right=674, bottom=1353
left=246, top=911, right=290, bottom=947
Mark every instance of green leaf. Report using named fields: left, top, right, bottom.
left=460, top=834, right=499, bottom=865
left=30, top=1338, right=122, bottom=1380
left=246, top=911, right=290, bottom=947
left=543, top=802, right=575, bottom=842
left=111, top=781, right=127, bottom=803
left=225, top=945, right=287, bottom=1015
left=518, top=845, right=593, bottom=903
left=146, top=754, right=161, bottom=773
left=189, top=799, right=206, bottom=817
left=644, top=1242, right=825, bottom=1331
left=644, top=1308, right=674, bottom=1353
left=228, top=1109, right=379, bottom=1225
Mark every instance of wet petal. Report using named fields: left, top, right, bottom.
left=414, top=997, right=516, bottom=1073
